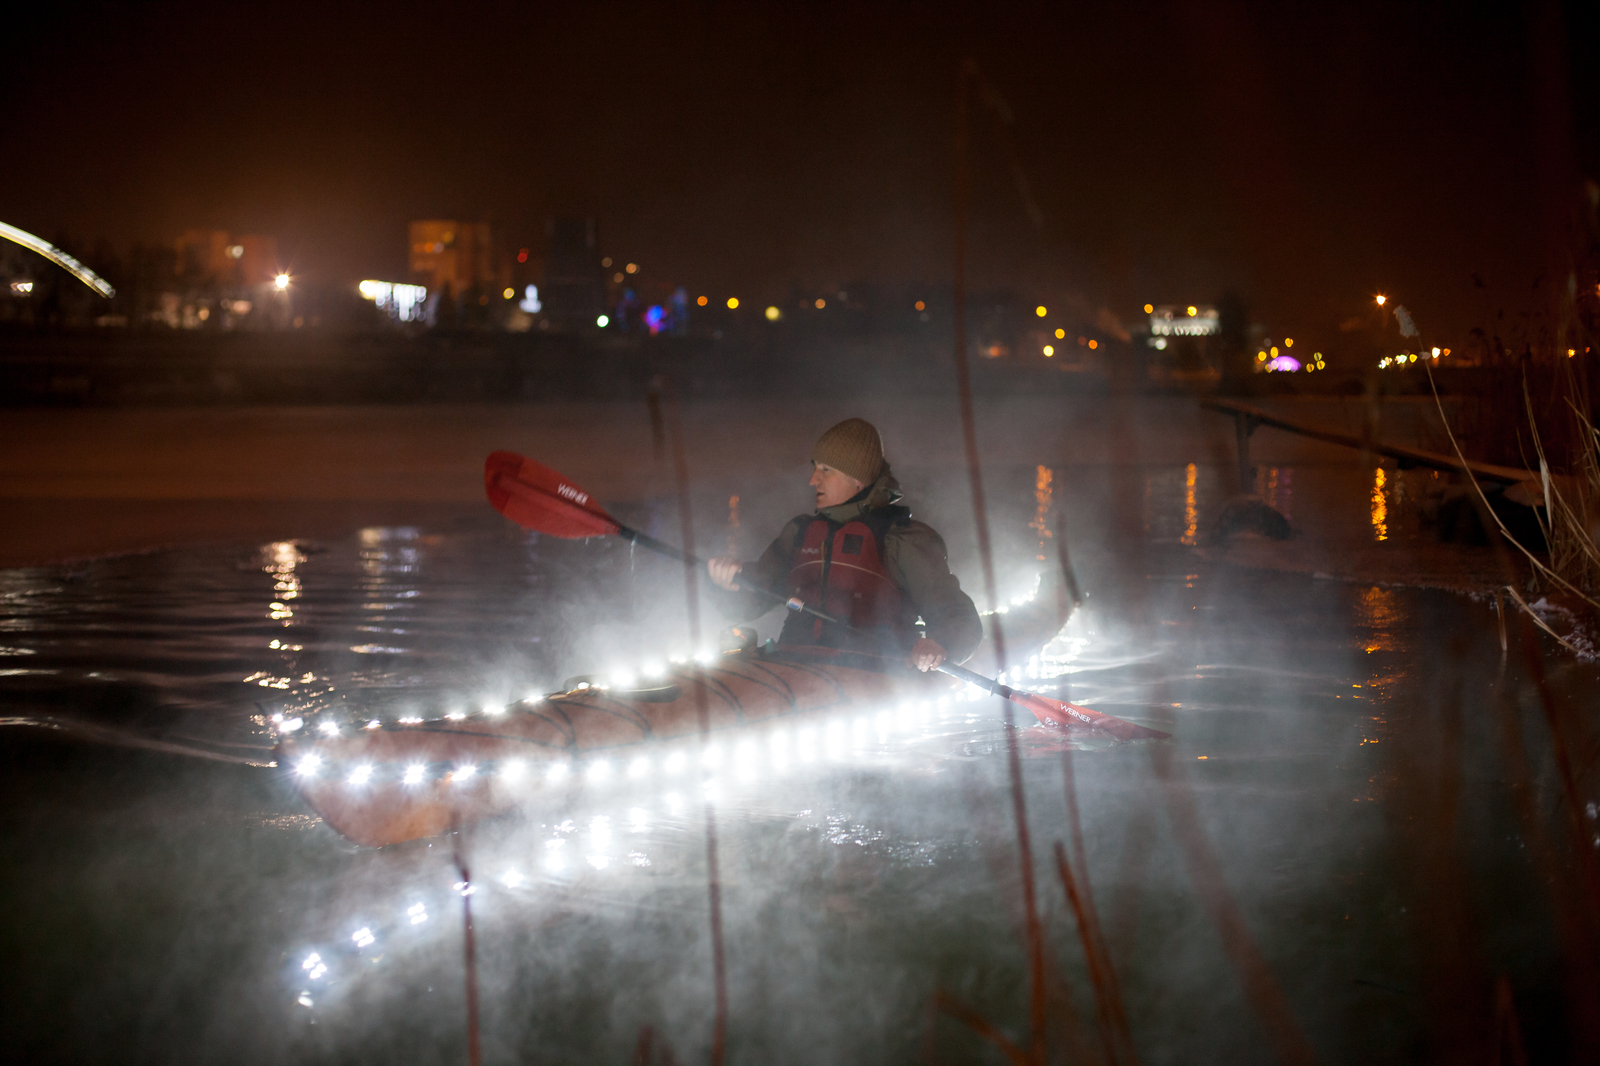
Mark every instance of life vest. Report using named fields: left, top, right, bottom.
left=782, top=509, right=915, bottom=651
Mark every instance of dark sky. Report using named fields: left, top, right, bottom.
left=5, top=1, right=1595, bottom=347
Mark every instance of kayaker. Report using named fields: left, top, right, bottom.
left=707, top=418, right=982, bottom=671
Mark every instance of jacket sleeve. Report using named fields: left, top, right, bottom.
left=711, top=517, right=804, bottom=622
left=884, top=522, right=983, bottom=663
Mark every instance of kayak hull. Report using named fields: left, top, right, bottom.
left=278, top=647, right=957, bottom=847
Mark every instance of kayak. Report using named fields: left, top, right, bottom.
left=276, top=645, right=958, bottom=848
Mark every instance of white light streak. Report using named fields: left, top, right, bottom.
left=451, top=763, right=477, bottom=784
left=0, top=221, right=115, bottom=297
left=351, top=927, right=375, bottom=948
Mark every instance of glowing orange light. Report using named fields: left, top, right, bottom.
left=726, top=297, right=739, bottom=309
left=914, top=300, right=925, bottom=311
left=1143, top=303, right=1154, bottom=314
left=625, top=263, right=638, bottom=274
left=697, top=295, right=708, bottom=306
left=815, top=298, right=825, bottom=309
left=1043, top=345, right=1054, bottom=356
left=1054, top=328, right=1065, bottom=339
left=1284, top=337, right=1293, bottom=347
left=1186, top=305, right=1197, bottom=316
left=1087, top=339, right=1098, bottom=349
left=1035, top=305, right=1047, bottom=317
left=502, top=287, right=514, bottom=299
left=1375, top=294, right=1387, bottom=306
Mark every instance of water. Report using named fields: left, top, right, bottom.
left=1, top=464, right=1595, bottom=1064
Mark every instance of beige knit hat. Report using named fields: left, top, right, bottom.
left=811, top=418, right=884, bottom=485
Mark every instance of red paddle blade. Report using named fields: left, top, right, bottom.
left=1012, top=691, right=1171, bottom=742
left=484, top=451, right=622, bottom=539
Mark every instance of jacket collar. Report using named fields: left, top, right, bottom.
left=815, top=471, right=903, bottom=524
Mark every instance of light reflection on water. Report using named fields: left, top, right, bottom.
left=1, top=462, right=1587, bottom=1064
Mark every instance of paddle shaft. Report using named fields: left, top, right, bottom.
left=615, top=521, right=855, bottom=634
left=620, top=520, right=1001, bottom=693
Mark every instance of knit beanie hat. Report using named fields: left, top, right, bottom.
left=811, top=418, right=885, bottom=485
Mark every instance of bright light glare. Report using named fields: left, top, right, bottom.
left=627, top=756, right=650, bottom=778
left=765, top=305, right=781, bottom=321
left=452, top=764, right=476, bottom=783
left=664, top=751, right=686, bottom=774
left=547, top=761, right=570, bottom=783
left=296, top=755, right=322, bottom=777
left=1375, top=295, right=1387, bottom=306
left=1035, top=305, right=1047, bottom=317
left=501, top=759, right=525, bottom=781
left=280, top=717, right=304, bottom=732
left=402, top=763, right=426, bottom=785
left=587, top=760, right=611, bottom=782
left=275, top=274, right=290, bottom=290
left=351, top=927, right=375, bottom=948
left=408, top=902, right=427, bottom=925
left=501, top=870, right=524, bottom=888
left=596, top=315, right=610, bottom=327
left=628, top=806, right=650, bottom=829
left=1043, top=345, right=1054, bottom=356
left=347, top=764, right=373, bottom=786
left=319, top=719, right=339, bottom=736
left=727, top=297, right=739, bottom=309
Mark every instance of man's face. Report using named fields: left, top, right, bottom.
left=810, top=462, right=863, bottom=509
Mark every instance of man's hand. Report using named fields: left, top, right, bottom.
left=707, top=557, right=743, bottom=591
left=909, top=637, right=947, bottom=672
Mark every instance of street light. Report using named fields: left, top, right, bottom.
left=275, top=274, right=291, bottom=290
left=1374, top=294, right=1386, bottom=306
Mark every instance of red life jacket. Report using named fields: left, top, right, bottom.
left=783, top=512, right=914, bottom=650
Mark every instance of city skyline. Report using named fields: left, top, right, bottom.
left=5, top=1, right=1596, bottom=348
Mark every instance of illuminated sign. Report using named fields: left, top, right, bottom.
left=359, top=280, right=427, bottom=323
left=1149, top=305, right=1219, bottom=337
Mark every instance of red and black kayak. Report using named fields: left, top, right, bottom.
left=275, top=451, right=1169, bottom=848
left=276, top=645, right=958, bottom=847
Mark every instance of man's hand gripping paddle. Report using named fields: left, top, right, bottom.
left=485, top=451, right=1169, bottom=742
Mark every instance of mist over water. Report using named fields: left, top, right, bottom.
left=1, top=460, right=1593, bottom=1064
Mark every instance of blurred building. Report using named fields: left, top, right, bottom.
left=541, top=217, right=605, bottom=327
left=174, top=230, right=279, bottom=287
left=408, top=221, right=496, bottom=299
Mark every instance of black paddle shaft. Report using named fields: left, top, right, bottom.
left=618, top=521, right=978, bottom=690
left=616, top=522, right=849, bottom=631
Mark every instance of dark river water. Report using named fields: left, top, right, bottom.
left=2, top=464, right=1596, bottom=1065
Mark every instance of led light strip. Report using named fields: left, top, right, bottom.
left=0, top=221, right=116, bottom=298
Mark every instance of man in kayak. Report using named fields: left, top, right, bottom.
left=707, top=418, right=982, bottom=672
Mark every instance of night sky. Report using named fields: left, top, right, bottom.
left=5, top=1, right=1595, bottom=346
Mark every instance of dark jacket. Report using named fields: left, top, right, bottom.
left=715, top=471, right=983, bottom=663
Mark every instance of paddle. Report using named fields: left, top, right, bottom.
left=485, top=451, right=1169, bottom=742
